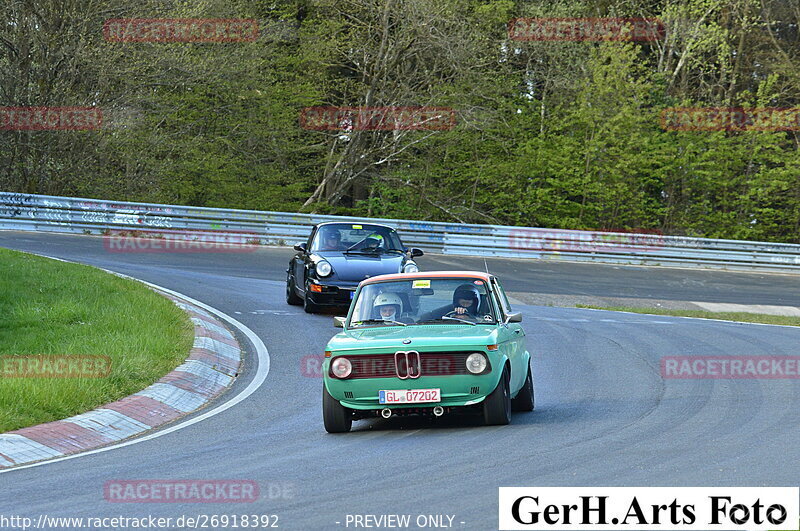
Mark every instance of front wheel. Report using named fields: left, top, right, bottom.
left=303, top=281, right=323, bottom=313
left=303, top=289, right=322, bottom=313
left=512, top=363, right=535, bottom=412
left=323, top=385, right=352, bottom=433
left=483, top=366, right=511, bottom=425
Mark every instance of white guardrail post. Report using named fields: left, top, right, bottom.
left=1, top=192, right=799, bottom=273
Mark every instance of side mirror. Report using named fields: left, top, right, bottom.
left=293, top=242, right=307, bottom=253
left=410, top=248, right=424, bottom=257
left=333, top=316, right=346, bottom=328
left=506, top=312, right=522, bottom=323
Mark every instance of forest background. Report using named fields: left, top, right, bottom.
left=2, top=0, right=799, bottom=242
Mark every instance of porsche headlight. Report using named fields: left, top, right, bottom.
left=403, top=262, right=419, bottom=273
left=316, top=260, right=332, bottom=277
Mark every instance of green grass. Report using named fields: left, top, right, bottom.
left=0, top=248, right=193, bottom=433
left=575, top=305, right=800, bottom=327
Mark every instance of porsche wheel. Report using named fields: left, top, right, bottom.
left=303, top=286, right=321, bottom=314
left=286, top=273, right=302, bottom=305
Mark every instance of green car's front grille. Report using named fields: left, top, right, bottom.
left=332, top=351, right=490, bottom=379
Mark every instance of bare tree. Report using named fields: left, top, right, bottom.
left=302, top=0, right=490, bottom=208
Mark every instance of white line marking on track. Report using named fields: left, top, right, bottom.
left=0, top=259, right=270, bottom=475
left=576, top=307, right=800, bottom=328
left=250, top=309, right=297, bottom=315
left=529, top=316, right=674, bottom=324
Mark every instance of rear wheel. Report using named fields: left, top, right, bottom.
left=286, top=273, right=302, bottom=305
left=512, top=363, right=535, bottom=412
left=323, top=385, right=352, bottom=433
left=483, top=366, right=511, bottom=425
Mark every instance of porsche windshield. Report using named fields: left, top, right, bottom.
left=311, top=224, right=404, bottom=253
left=349, top=278, right=498, bottom=327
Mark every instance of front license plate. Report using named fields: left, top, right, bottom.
left=379, top=389, right=441, bottom=404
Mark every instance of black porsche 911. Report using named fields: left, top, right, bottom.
left=286, top=222, right=424, bottom=313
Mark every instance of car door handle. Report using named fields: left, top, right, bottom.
left=513, top=329, right=521, bottom=334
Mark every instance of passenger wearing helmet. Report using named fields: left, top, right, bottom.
left=450, top=284, right=481, bottom=317
left=373, top=292, right=404, bottom=322
left=362, top=233, right=384, bottom=251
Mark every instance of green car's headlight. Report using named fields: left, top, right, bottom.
left=466, top=353, right=488, bottom=374
left=316, top=260, right=333, bottom=277
left=331, top=357, right=352, bottom=378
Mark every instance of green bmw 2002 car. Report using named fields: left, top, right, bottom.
left=322, top=271, right=534, bottom=433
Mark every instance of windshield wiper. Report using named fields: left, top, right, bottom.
left=344, top=238, right=371, bottom=252
left=352, top=318, right=407, bottom=327
left=418, top=317, right=477, bottom=326
left=441, top=316, right=478, bottom=326
left=343, top=248, right=381, bottom=254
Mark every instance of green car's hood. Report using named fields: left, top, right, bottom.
left=327, top=324, right=499, bottom=352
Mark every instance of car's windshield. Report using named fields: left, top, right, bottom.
left=349, top=278, right=497, bottom=327
left=311, top=223, right=405, bottom=253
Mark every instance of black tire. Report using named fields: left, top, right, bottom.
left=512, top=363, right=535, bottom=412
left=323, top=385, right=352, bottom=433
left=286, top=273, right=302, bottom=305
left=303, top=287, right=322, bottom=314
left=483, top=366, right=511, bottom=425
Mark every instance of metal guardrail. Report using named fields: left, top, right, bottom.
left=1, top=192, right=799, bottom=273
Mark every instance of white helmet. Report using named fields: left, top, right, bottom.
left=373, top=292, right=403, bottom=313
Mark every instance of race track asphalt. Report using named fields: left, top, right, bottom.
left=1, top=231, right=799, bottom=530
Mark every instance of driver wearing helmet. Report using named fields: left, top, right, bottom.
left=321, top=229, right=343, bottom=251
left=450, top=284, right=481, bottom=317
left=373, top=292, right=407, bottom=323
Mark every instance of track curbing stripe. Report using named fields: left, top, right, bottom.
left=191, top=317, right=235, bottom=339
left=62, top=410, right=150, bottom=442
left=192, top=336, right=240, bottom=360
left=0, top=434, right=64, bottom=465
